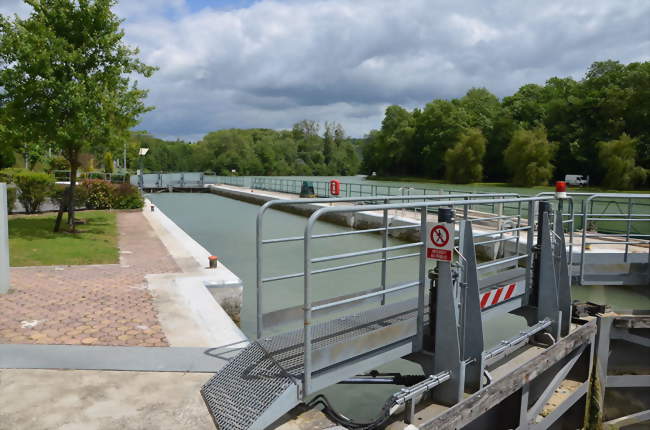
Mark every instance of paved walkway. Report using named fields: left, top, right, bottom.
left=0, top=211, right=179, bottom=346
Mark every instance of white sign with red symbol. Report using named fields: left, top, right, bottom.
left=427, top=223, right=453, bottom=262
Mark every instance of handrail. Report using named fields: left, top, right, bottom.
left=255, top=192, right=520, bottom=339
left=300, top=195, right=551, bottom=395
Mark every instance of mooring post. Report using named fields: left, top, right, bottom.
left=0, top=183, right=9, bottom=294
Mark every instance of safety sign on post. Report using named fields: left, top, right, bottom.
left=427, top=222, right=453, bottom=262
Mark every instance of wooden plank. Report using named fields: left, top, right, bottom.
left=419, top=321, right=597, bottom=430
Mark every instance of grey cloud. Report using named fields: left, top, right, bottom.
left=2, top=0, right=650, bottom=140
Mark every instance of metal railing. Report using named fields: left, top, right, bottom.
left=578, top=193, right=650, bottom=285
left=256, top=193, right=554, bottom=396
left=256, top=192, right=526, bottom=339
left=299, top=196, right=553, bottom=395
left=53, top=170, right=130, bottom=183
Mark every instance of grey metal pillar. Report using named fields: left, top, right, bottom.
left=432, top=208, right=463, bottom=405
left=537, top=210, right=560, bottom=339
left=459, top=220, right=484, bottom=392
left=554, top=213, right=572, bottom=337
left=0, top=183, right=10, bottom=294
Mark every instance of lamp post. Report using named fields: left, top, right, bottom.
left=138, top=147, right=149, bottom=189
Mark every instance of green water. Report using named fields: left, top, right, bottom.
left=148, top=191, right=650, bottom=421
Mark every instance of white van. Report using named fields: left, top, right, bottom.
left=565, top=174, right=589, bottom=186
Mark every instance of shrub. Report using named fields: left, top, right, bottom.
left=111, top=183, right=144, bottom=209
left=6, top=185, right=16, bottom=213
left=104, top=152, right=114, bottom=174
left=46, top=155, right=70, bottom=173
left=13, top=170, right=54, bottom=213
left=0, top=167, right=26, bottom=184
left=82, top=179, right=114, bottom=209
left=51, top=184, right=89, bottom=209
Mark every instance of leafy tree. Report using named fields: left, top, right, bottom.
left=504, top=127, right=556, bottom=186
left=598, top=134, right=647, bottom=189
left=413, top=100, right=469, bottom=178
left=103, top=152, right=114, bottom=174
left=0, top=0, right=155, bottom=231
left=0, top=143, right=15, bottom=169
left=458, top=88, right=501, bottom=134
left=444, top=128, right=486, bottom=184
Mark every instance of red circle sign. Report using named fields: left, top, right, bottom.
left=430, top=225, right=450, bottom=247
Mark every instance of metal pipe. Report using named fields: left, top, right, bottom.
left=381, top=199, right=389, bottom=306
left=312, top=280, right=419, bottom=311
left=311, top=242, right=422, bottom=263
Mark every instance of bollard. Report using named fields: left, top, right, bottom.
left=150, top=205, right=155, bottom=212
left=209, top=255, right=218, bottom=269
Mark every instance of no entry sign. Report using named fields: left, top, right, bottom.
left=427, top=223, right=453, bottom=262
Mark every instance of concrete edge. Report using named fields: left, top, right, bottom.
left=0, top=343, right=247, bottom=372
left=141, top=199, right=248, bottom=346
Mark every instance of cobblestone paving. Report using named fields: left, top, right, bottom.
left=0, top=211, right=179, bottom=346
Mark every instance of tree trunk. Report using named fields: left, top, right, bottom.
left=53, top=186, right=69, bottom=233
left=67, top=162, right=78, bottom=232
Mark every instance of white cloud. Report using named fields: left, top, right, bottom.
left=2, top=0, right=650, bottom=140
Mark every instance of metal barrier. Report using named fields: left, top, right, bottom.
left=255, top=193, right=567, bottom=396
left=255, top=192, right=522, bottom=339
left=578, top=193, right=650, bottom=285
left=202, top=193, right=578, bottom=429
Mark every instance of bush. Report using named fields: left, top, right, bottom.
left=6, top=185, right=16, bottom=213
left=46, top=155, right=70, bottom=173
left=0, top=167, right=26, bottom=184
left=51, top=184, right=89, bottom=209
left=111, top=183, right=144, bottom=209
left=13, top=170, right=54, bottom=213
left=82, top=179, right=114, bottom=209
left=104, top=152, right=114, bottom=174
left=80, top=179, right=143, bottom=210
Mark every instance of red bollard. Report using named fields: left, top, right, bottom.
left=209, top=255, right=218, bottom=269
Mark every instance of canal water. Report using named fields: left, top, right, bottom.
left=148, top=191, right=650, bottom=421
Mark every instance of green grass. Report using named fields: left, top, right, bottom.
left=9, top=211, right=119, bottom=267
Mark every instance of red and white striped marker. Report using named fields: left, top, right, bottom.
left=480, top=280, right=525, bottom=310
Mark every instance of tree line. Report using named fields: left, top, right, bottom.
left=134, top=120, right=361, bottom=176
left=362, top=60, right=650, bottom=189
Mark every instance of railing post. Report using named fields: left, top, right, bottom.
left=303, top=216, right=314, bottom=397
left=381, top=199, right=389, bottom=305
left=256, top=208, right=265, bottom=339
left=0, top=183, right=10, bottom=294
left=525, top=201, right=535, bottom=292
left=416, top=204, right=428, bottom=350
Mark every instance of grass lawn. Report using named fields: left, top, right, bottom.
left=9, top=211, right=119, bottom=267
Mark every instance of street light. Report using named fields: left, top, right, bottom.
left=138, top=148, right=149, bottom=188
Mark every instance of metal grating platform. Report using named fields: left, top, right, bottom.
left=201, top=299, right=418, bottom=430
left=201, top=342, right=297, bottom=430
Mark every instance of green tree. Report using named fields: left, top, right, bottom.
left=0, top=0, right=155, bottom=231
left=103, top=152, right=114, bottom=174
left=504, top=127, right=556, bottom=186
left=444, top=128, right=486, bottom=184
left=598, top=134, right=647, bottom=189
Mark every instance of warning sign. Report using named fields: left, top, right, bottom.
left=427, top=223, right=453, bottom=262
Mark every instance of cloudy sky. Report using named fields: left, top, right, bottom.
left=1, top=0, right=649, bottom=141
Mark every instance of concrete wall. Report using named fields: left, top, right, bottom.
left=1, top=183, right=9, bottom=294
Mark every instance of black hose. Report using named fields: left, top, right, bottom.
left=306, top=393, right=396, bottom=429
